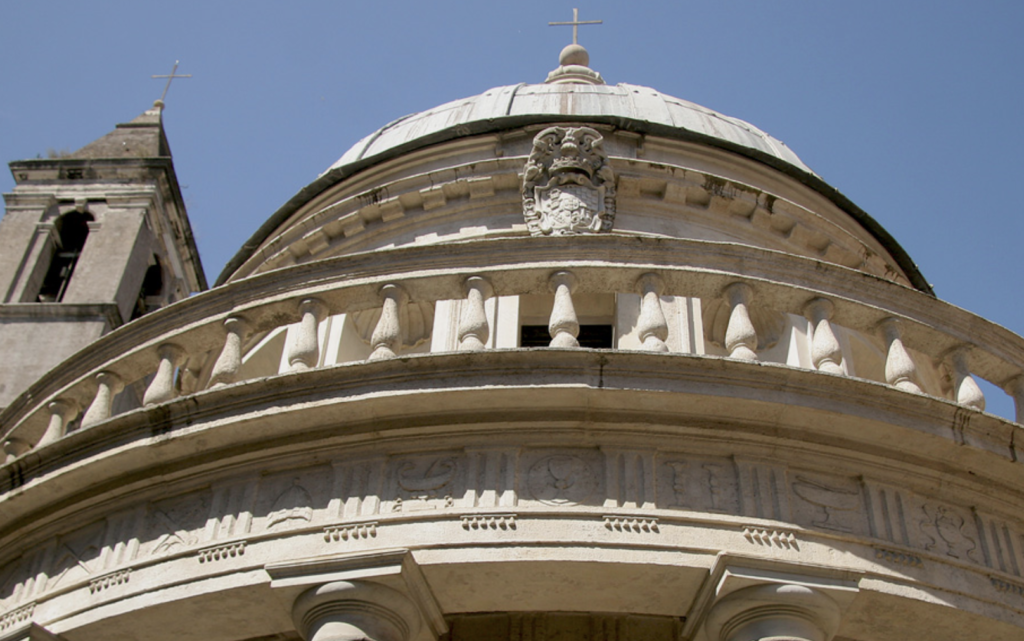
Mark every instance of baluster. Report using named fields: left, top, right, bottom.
left=288, top=298, right=327, bottom=371
left=805, top=298, right=844, bottom=374
left=724, top=282, right=757, bottom=361
left=81, top=371, right=125, bottom=428
left=879, top=318, right=922, bottom=393
left=143, top=343, right=186, bottom=406
left=548, top=271, right=579, bottom=348
left=458, top=276, right=493, bottom=351
left=1005, top=375, right=1024, bottom=424
left=369, top=285, right=406, bottom=360
left=635, top=273, right=668, bottom=352
left=208, top=316, right=249, bottom=387
left=947, top=347, right=985, bottom=410
left=37, top=399, right=80, bottom=448
left=4, top=438, right=31, bottom=464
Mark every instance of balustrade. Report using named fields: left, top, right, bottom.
left=143, top=344, right=186, bottom=406
left=289, top=299, right=327, bottom=371
left=805, top=298, right=844, bottom=375
left=208, top=316, right=249, bottom=388
left=723, top=283, right=758, bottom=361
left=548, top=271, right=579, bottom=348
left=3, top=237, right=1023, bottom=461
left=1007, top=376, right=1024, bottom=424
left=948, top=347, right=985, bottom=411
left=879, top=318, right=922, bottom=394
left=457, top=276, right=493, bottom=351
left=81, top=371, right=125, bottom=429
left=37, top=400, right=79, bottom=448
left=3, top=437, right=30, bottom=464
left=636, top=273, right=669, bottom=353
left=369, top=285, right=407, bottom=360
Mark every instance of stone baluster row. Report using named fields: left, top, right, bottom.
left=11, top=270, right=1024, bottom=460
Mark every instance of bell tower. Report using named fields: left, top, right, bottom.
left=0, top=102, right=206, bottom=410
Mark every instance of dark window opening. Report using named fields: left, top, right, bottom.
left=132, top=260, right=164, bottom=320
left=520, top=324, right=614, bottom=348
left=37, top=211, right=93, bottom=302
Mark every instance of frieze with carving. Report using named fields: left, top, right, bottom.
left=918, top=503, right=979, bottom=562
left=525, top=453, right=599, bottom=506
left=522, top=126, right=615, bottom=236
left=389, top=455, right=462, bottom=512
left=657, top=456, right=738, bottom=513
left=790, top=474, right=864, bottom=534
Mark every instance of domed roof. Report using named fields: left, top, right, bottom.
left=326, top=82, right=815, bottom=177
left=218, top=53, right=930, bottom=295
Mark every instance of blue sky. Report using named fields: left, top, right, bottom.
left=2, top=1, right=1023, bottom=416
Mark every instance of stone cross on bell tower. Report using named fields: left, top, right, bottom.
left=151, top=60, right=192, bottom=106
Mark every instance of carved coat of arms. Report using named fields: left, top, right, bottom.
left=522, top=126, right=616, bottom=235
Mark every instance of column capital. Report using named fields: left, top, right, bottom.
left=268, top=548, right=447, bottom=641
left=683, top=559, right=859, bottom=641
left=704, top=583, right=841, bottom=641
left=292, top=580, right=419, bottom=641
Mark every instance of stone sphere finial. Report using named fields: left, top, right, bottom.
left=559, top=43, right=590, bottom=67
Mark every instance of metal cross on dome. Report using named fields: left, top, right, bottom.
left=549, top=8, right=602, bottom=45
left=151, top=60, right=192, bottom=103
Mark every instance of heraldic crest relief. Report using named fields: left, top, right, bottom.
left=522, top=125, right=616, bottom=235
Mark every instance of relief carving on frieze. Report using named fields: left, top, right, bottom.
left=658, top=456, right=738, bottom=513
left=526, top=453, right=599, bottom=506
left=790, top=474, right=863, bottom=533
left=522, top=126, right=616, bottom=236
left=388, top=455, right=462, bottom=513
left=918, top=503, right=979, bottom=562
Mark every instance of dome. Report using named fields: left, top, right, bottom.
left=326, top=82, right=815, bottom=177
left=220, top=74, right=928, bottom=294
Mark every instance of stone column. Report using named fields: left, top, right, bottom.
left=703, top=583, right=842, bottom=641
left=292, top=580, right=421, bottom=641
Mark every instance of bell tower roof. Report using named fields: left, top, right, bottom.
left=69, top=101, right=171, bottom=160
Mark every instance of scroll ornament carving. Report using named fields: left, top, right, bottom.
left=522, top=126, right=615, bottom=236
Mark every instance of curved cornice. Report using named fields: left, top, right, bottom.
left=215, top=115, right=931, bottom=296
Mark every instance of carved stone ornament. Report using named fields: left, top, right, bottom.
left=522, top=126, right=615, bottom=235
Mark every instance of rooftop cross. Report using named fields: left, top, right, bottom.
left=548, top=8, right=602, bottom=45
left=151, top=60, right=192, bottom=105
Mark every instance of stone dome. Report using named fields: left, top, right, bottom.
left=326, top=82, right=814, bottom=177
left=222, top=78, right=927, bottom=293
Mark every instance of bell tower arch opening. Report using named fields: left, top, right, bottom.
left=36, top=210, right=93, bottom=302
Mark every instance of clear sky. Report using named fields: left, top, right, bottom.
left=2, top=1, right=1023, bottom=417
